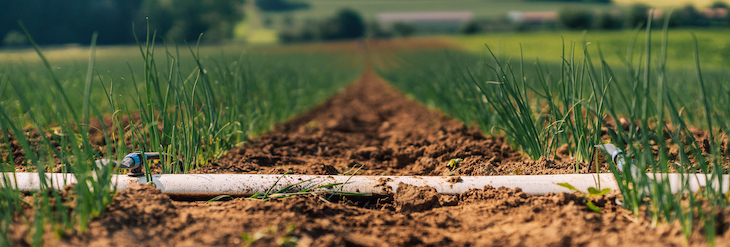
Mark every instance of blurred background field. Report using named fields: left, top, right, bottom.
left=255, top=0, right=619, bottom=27
left=455, top=29, right=730, bottom=69
left=3, top=0, right=730, bottom=47
left=4, top=0, right=730, bottom=70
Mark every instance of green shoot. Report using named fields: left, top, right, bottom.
left=206, top=195, right=232, bottom=203
left=557, top=182, right=611, bottom=213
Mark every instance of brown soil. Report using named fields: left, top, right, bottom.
left=192, top=66, right=599, bottom=176
left=34, top=183, right=719, bottom=247
left=3, top=114, right=160, bottom=173
left=8, top=62, right=723, bottom=246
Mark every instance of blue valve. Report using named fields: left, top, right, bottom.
left=120, top=152, right=143, bottom=169
left=96, top=151, right=171, bottom=177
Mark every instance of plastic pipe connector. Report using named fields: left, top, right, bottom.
left=594, top=143, right=643, bottom=179
left=97, top=152, right=171, bottom=177
left=120, top=153, right=142, bottom=169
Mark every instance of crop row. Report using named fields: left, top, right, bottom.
left=379, top=19, right=730, bottom=243
left=0, top=30, right=362, bottom=245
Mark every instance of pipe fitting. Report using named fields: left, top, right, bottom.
left=98, top=152, right=173, bottom=177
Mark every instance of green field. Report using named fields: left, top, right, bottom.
left=0, top=37, right=363, bottom=245
left=454, top=28, right=730, bottom=70
left=377, top=23, right=730, bottom=242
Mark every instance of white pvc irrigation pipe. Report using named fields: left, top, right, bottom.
left=3, top=173, right=729, bottom=197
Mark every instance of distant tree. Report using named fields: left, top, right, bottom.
left=0, top=2, right=21, bottom=43
left=625, top=3, right=650, bottom=28
left=594, top=10, right=623, bottom=29
left=711, top=1, right=729, bottom=9
left=256, top=0, right=309, bottom=12
left=667, top=10, right=683, bottom=27
left=278, top=9, right=368, bottom=43
left=336, top=9, right=366, bottom=39
left=676, top=4, right=706, bottom=26
left=89, top=0, right=145, bottom=44
left=392, top=22, right=416, bottom=37
left=459, top=20, right=481, bottom=34
left=319, top=9, right=365, bottom=40
left=0, top=0, right=244, bottom=46
left=514, top=21, right=532, bottom=32
left=1, top=0, right=145, bottom=45
left=558, top=8, right=593, bottom=29
left=319, top=18, right=341, bottom=40
left=139, top=0, right=244, bottom=43
left=708, top=1, right=729, bottom=26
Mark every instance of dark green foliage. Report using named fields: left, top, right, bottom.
left=0, top=0, right=244, bottom=46
left=675, top=5, right=706, bottom=26
left=279, top=9, right=365, bottom=43
left=139, top=0, right=244, bottom=43
left=710, top=1, right=729, bottom=9
left=256, top=0, right=309, bottom=12
left=392, top=22, right=416, bottom=37
left=459, top=20, right=482, bottom=34
left=594, top=11, right=623, bottom=29
left=625, top=3, right=650, bottom=28
left=0, top=0, right=143, bottom=45
left=709, top=2, right=730, bottom=26
left=558, top=8, right=594, bottom=30
left=504, top=1, right=728, bottom=31
left=339, top=9, right=366, bottom=39
left=321, top=9, right=365, bottom=40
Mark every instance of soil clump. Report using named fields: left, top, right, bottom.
left=43, top=184, right=715, bottom=246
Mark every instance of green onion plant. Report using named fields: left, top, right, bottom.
left=379, top=13, right=730, bottom=244
left=0, top=22, right=361, bottom=245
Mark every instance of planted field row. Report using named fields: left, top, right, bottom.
left=377, top=26, right=730, bottom=242
left=3, top=27, right=730, bottom=245
left=0, top=37, right=362, bottom=245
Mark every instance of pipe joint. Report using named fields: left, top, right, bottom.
left=110, top=152, right=172, bottom=177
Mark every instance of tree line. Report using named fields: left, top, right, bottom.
left=1, top=0, right=244, bottom=46
left=559, top=3, right=730, bottom=30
